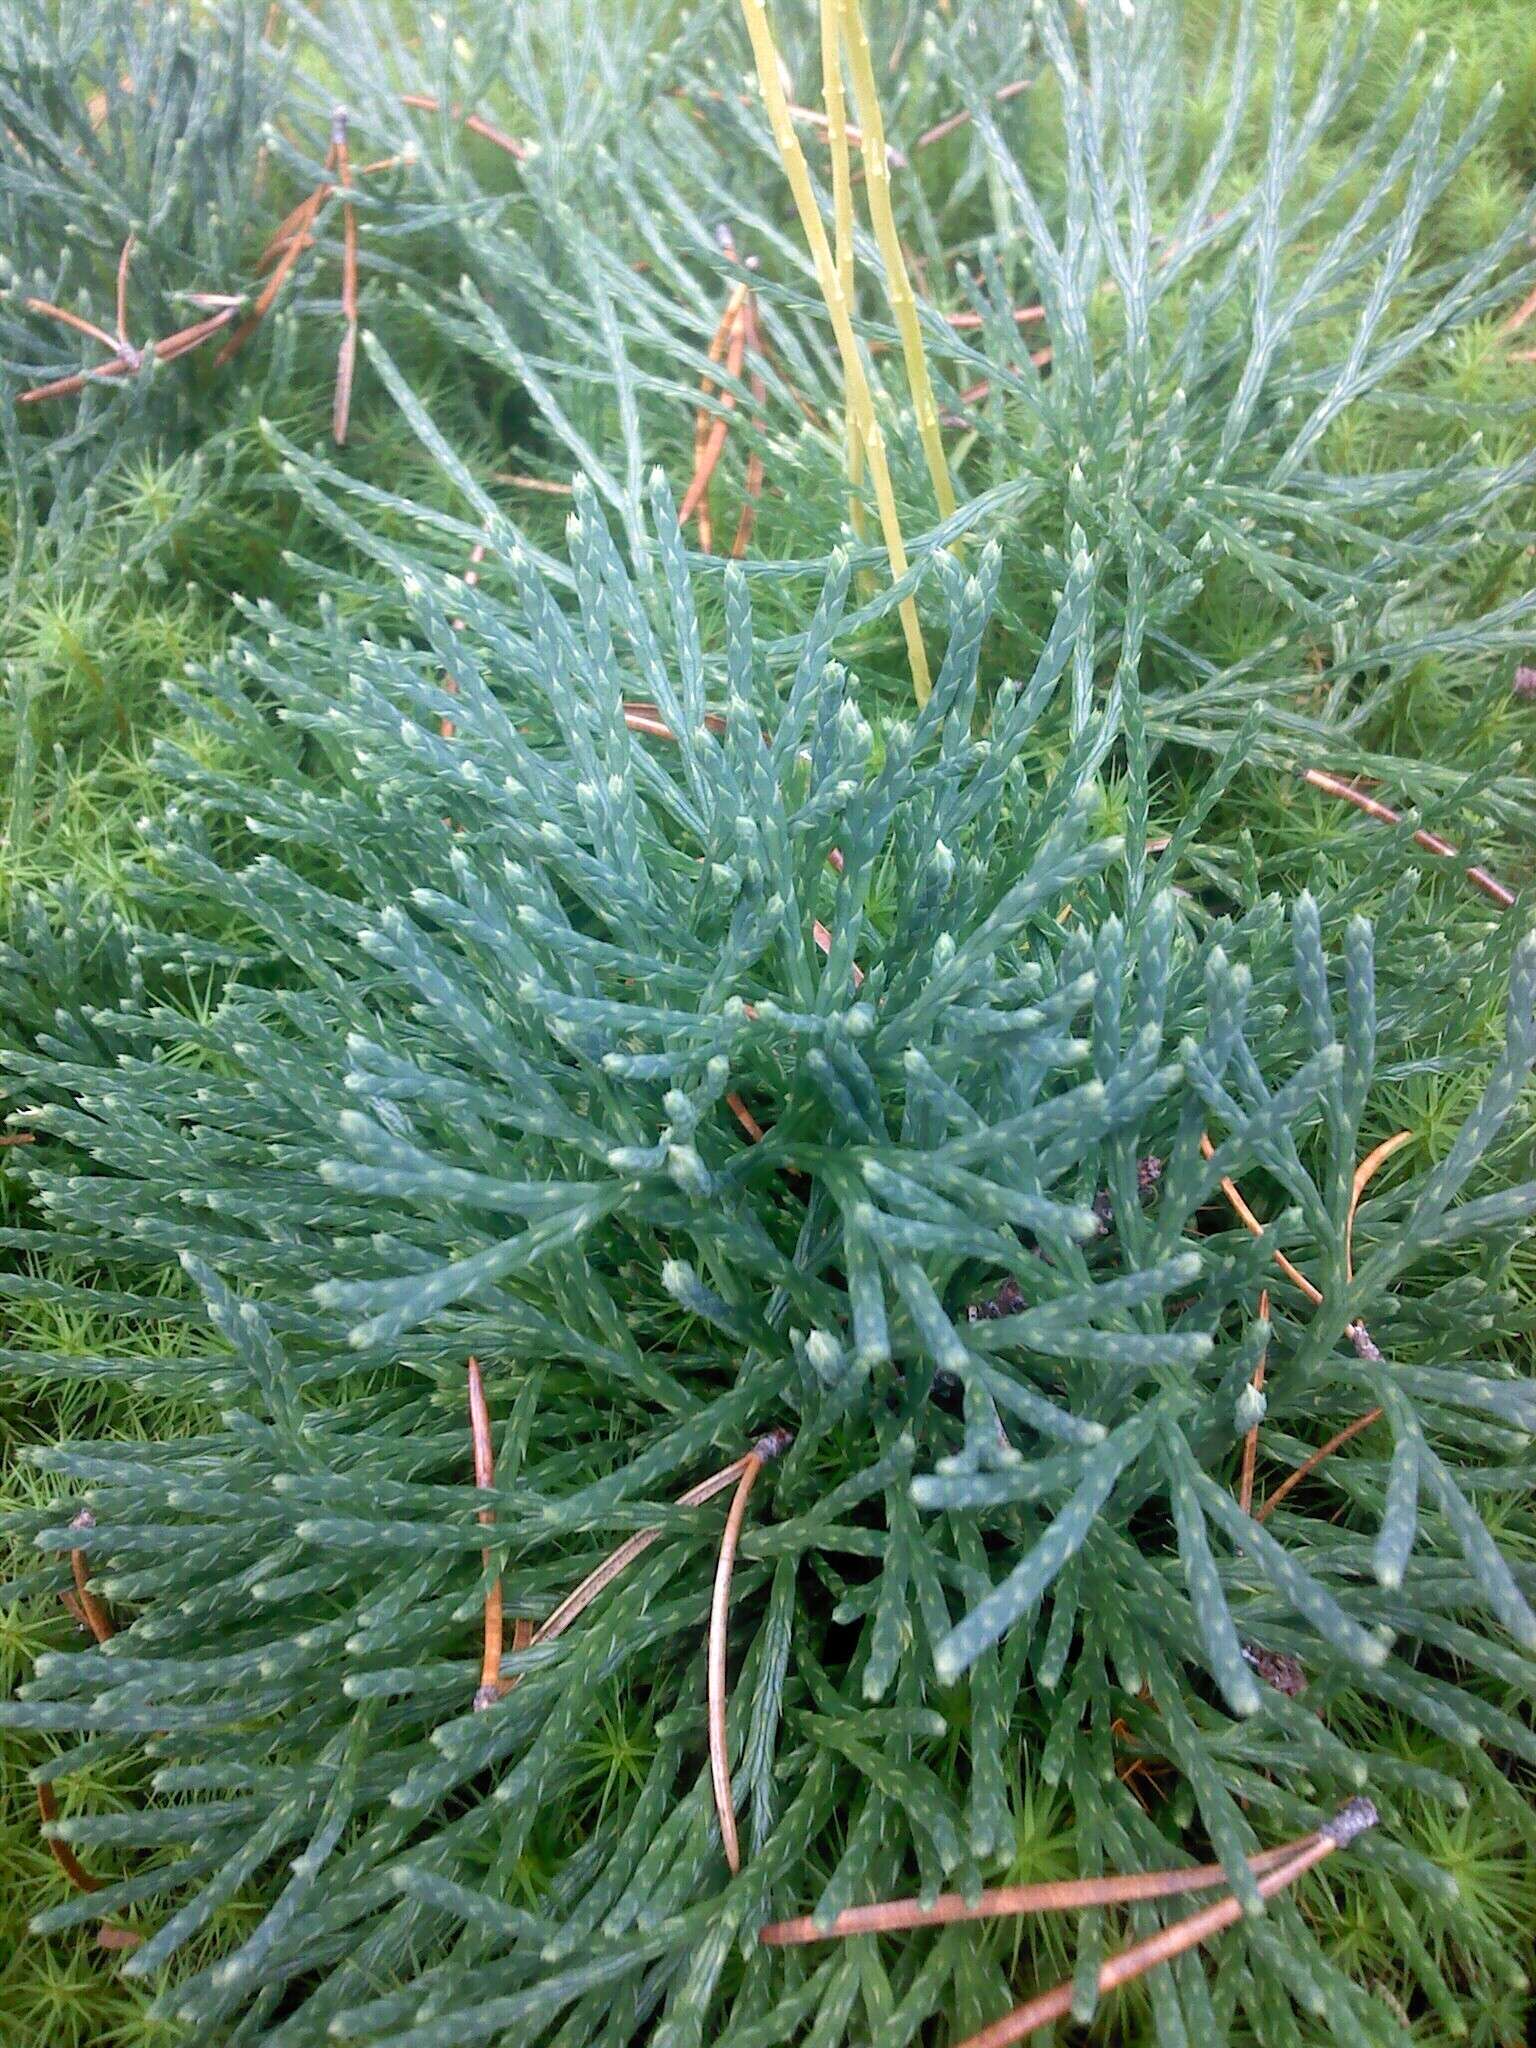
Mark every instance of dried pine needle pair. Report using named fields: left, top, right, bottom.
left=465, top=1360, right=790, bottom=1864
left=681, top=240, right=766, bottom=557
left=221, top=106, right=369, bottom=442
left=1202, top=1128, right=1413, bottom=1519
left=19, top=234, right=242, bottom=406
left=37, top=1512, right=143, bottom=1950
left=18, top=102, right=433, bottom=437
left=762, top=1803, right=1379, bottom=2045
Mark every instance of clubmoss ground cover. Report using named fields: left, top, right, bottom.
left=2, top=3, right=1535, bottom=2044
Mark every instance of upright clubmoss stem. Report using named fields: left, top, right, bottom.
left=737, top=0, right=932, bottom=702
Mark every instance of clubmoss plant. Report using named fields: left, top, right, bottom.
left=3, top=4, right=1536, bottom=2046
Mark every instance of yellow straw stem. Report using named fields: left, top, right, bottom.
left=836, top=0, right=957, bottom=538
left=818, top=0, right=869, bottom=551
left=738, top=0, right=931, bottom=702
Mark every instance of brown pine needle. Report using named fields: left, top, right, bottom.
left=731, top=298, right=770, bottom=557
left=1236, top=1288, right=1268, bottom=1516
left=69, top=1509, right=115, bottom=1646
left=467, top=1358, right=504, bottom=1712
left=1198, top=1133, right=1322, bottom=1306
left=490, top=471, right=574, bottom=495
left=145, top=305, right=240, bottom=364
left=25, top=297, right=123, bottom=357
left=96, top=1924, right=143, bottom=1952
left=218, top=170, right=333, bottom=365
left=490, top=1452, right=762, bottom=1699
left=332, top=109, right=359, bottom=445
left=1303, top=768, right=1515, bottom=910
left=726, top=1093, right=767, bottom=1143
left=681, top=288, right=750, bottom=531
left=952, top=1802, right=1378, bottom=2048
left=1257, top=1408, right=1384, bottom=1524
left=1197, top=1130, right=1400, bottom=1518
left=258, top=181, right=338, bottom=272
left=1502, top=277, right=1536, bottom=335
left=36, top=1782, right=102, bottom=1894
left=709, top=1427, right=793, bottom=1871
left=114, top=234, right=135, bottom=349
left=942, top=301, right=1046, bottom=333
left=259, top=150, right=404, bottom=259
left=912, top=76, right=1030, bottom=152
left=621, top=702, right=727, bottom=740
left=1344, top=1131, right=1414, bottom=1286
left=761, top=1837, right=1315, bottom=1945
left=398, top=93, right=528, bottom=159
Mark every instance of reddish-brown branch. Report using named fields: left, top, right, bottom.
left=96, top=1924, right=143, bottom=1951
left=0, top=1131, right=36, bottom=1146
left=467, top=1358, right=504, bottom=1712
left=761, top=1837, right=1312, bottom=1946
left=1303, top=768, right=1515, bottom=910
left=691, top=284, right=743, bottom=553
left=709, top=1427, right=792, bottom=1871
left=951, top=1804, right=1376, bottom=2048
left=36, top=1782, right=101, bottom=1894
left=731, top=296, right=769, bottom=559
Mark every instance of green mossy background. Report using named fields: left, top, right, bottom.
left=2, top=1, right=1534, bottom=2042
